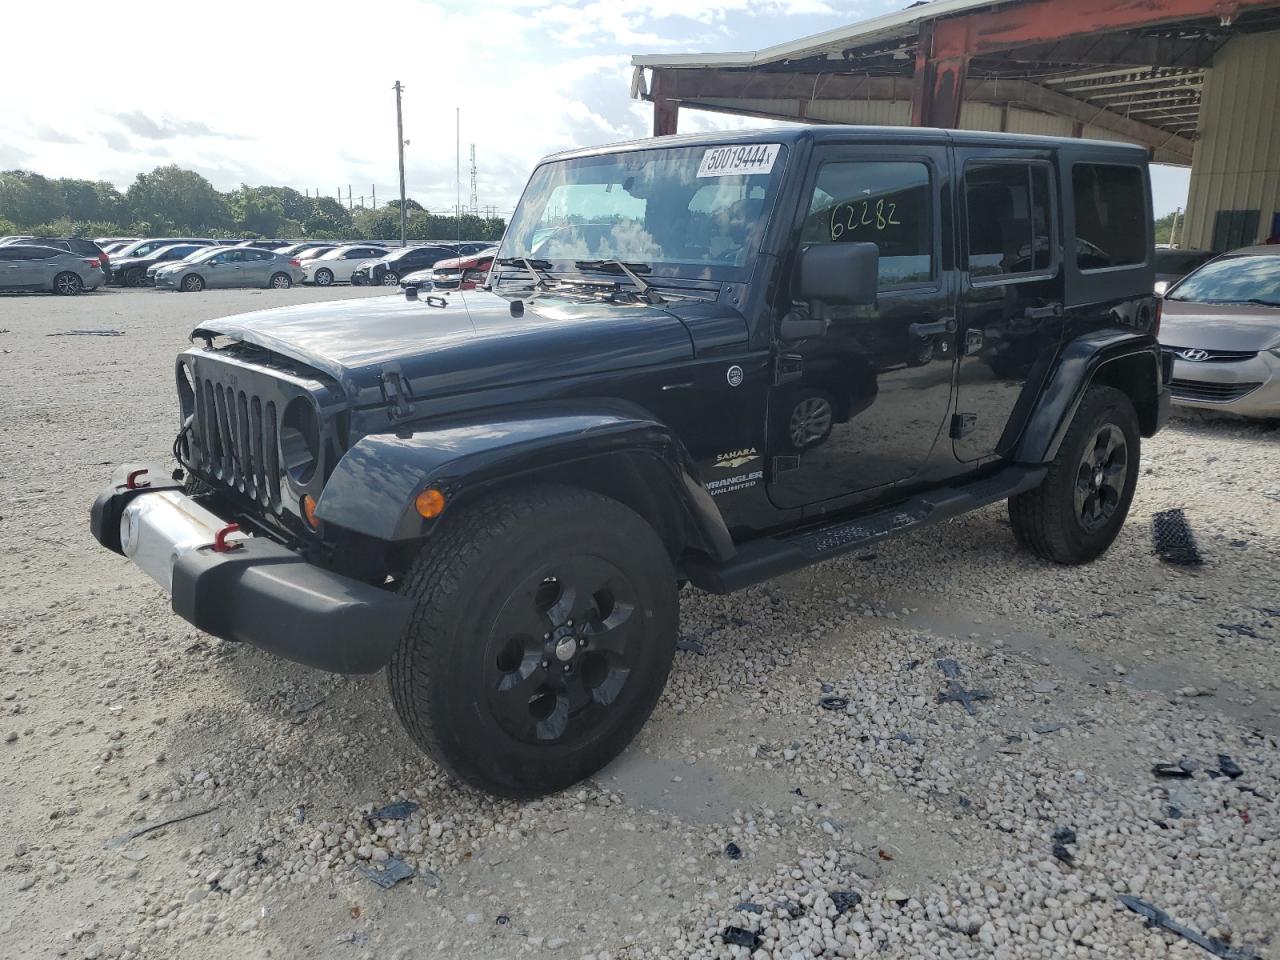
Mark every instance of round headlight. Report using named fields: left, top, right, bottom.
left=280, top=397, right=319, bottom=485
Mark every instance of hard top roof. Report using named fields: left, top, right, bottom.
left=540, top=125, right=1148, bottom=164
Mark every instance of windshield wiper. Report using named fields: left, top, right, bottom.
left=574, top=259, right=665, bottom=304
left=1243, top=298, right=1280, bottom=307
left=495, top=257, right=552, bottom=288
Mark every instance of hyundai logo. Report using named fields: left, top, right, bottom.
left=1178, top=348, right=1210, bottom=362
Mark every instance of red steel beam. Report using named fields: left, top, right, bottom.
left=932, top=0, right=1275, bottom=58
left=911, top=22, right=970, bottom=128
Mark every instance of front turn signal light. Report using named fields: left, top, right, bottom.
left=415, top=488, right=446, bottom=519
left=301, top=494, right=320, bottom=529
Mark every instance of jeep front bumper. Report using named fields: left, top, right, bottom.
left=90, top=465, right=411, bottom=674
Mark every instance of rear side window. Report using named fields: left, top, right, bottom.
left=1072, top=164, right=1146, bottom=269
left=801, top=160, right=934, bottom=288
left=964, top=161, right=1055, bottom=281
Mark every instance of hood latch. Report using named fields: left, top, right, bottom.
left=380, top=363, right=416, bottom=421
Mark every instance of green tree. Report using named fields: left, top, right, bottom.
left=0, top=171, right=64, bottom=228
left=125, top=165, right=230, bottom=233
left=230, top=185, right=286, bottom=237
left=303, top=197, right=352, bottom=238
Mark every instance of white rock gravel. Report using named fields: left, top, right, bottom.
left=1, top=288, right=1277, bottom=960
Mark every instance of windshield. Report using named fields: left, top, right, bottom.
left=299, top=247, right=333, bottom=260
left=498, top=142, right=788, bottom=281
left=1167, top=255, right=1280, bottom=306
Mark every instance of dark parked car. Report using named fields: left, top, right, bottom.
left=152, top=246, right=304, bottom=291
left=92, top=127, right=1168, bottom=798
left=113, top=238, right=217, bottom=262
left=1159, top=245, right=1280, bottom=417
left=352, top=244, right=459, bottom=286
left=108, top=243, right=213, bottom=287
left=0, top=243, right=106, bottom=294
left=1154, top=248, right=1214, bottom=294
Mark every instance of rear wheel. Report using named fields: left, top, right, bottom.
left=53, top=272, right=83, bottom=296
left=313, top=268, right=334, bottom=286
left=389, top=485, right=678, bottom=797
left=1009, top=385, right=1140, bottom=564
left=269, top=272, right=292, bottom=289
left=180, top=273, right=204, bottom=292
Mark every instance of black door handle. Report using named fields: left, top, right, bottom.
left=1025, top=303, right=1064, bottom=320
left=909, top=317, right=957, bottom=337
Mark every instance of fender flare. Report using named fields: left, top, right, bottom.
left=314, top=400, right=735, bottom=562
left=1015, top=332, right=1164, bottom=464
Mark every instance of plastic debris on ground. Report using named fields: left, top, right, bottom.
left=935, top=658, right=992, bottom=716
left=831, top=891, right=862, bottom=916
left=1152, top=762, right=1194, bottom=779
left=1218, top=754, right=1244, bottom=779
left=721, top=926, right=762, bottom=949
left=675, top=635, right=706, bottom=655
left=1152, top=508, right=1203, bottom=566
left=367, top=800, right=419, bottom=822
left=724, top=842, right=742, bottom=860
left=358, top=857, right=415, bottom=889
left=818, top=695, right=849, bottom=711
left=46, top=329, right=126, bottom=337
left=1118, top=895, right=1261, bottom=959
left=734, top=902, right=764, bottom=914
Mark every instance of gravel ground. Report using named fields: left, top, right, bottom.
left=1, top=286, right=1278, bottom=960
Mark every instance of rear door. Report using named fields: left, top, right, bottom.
left=245, top=249, right=274, bottom=285
left=952, top=151, right=1064, bottom=462
left=766, top=143, right=958, bottom=511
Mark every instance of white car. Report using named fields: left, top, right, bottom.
left=300, top=244, right=390, bottom=286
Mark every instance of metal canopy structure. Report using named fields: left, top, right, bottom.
left=632, top=0, right=1280, bottom=168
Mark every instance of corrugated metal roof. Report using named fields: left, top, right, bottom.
left=631, top=0, right=1001, bottom=69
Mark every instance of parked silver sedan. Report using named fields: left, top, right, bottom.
left=0, top=243, right=106, bottom=294
left=153, top=247, right=305, bottom=292
left=1160, top=245, right=1280, bottom=418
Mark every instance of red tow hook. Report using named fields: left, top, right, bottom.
left=212, top=523, right=243, bottom=553
left=125, top=468, right=151, bottom=490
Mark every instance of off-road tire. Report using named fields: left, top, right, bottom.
left=1009, top=385, right=1139, bottom=564
left=389, top=484, right=678, bottom=797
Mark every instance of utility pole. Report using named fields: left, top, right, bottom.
left=455, top=107, right=461, bottom=240
left=371, top=184, right=376, bottom=210
left=395, top=81, right=407, bottom=248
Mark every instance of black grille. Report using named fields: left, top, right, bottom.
left=1169, top=378, right=1262, bottom=403
left=1162, top=346, right=1258, bottom=363
left=191, top=372, right=281, bottom=510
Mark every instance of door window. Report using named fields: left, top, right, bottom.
left=1071, top=164, right=1146, bottom=268
left=801, top=161, right=933, bottom=288
left=964, top=161, right=1055, bottom=280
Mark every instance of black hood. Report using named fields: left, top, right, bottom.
left=192, top=289, right=745, bottom=407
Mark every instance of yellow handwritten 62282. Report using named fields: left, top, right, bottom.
left=830, top=198, right=901, bottom=240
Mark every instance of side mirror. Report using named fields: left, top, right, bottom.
left=799, top=242, right=879, bottom=309
left=779, top=313, right=829, bottom=340
left=1154, top=280, right=1169, bottom=297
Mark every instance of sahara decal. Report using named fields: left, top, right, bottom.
left=706, top=470, right=763, bottom=497
left=714, top=448, right=759, bottom=470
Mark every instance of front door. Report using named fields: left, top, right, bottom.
left=952, top=153, right=1065, bottom=461
left=767, top=144, right=957, bottom=512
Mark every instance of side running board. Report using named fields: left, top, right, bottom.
left=686, top=465, right=1045, bottom=594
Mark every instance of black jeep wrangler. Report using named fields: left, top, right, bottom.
left=92, top=127, right=1170, bottom=796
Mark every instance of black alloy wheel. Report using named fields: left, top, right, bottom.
left=1074, top=423, right=1128, bottom=532
left=53, top=272, right=83, bottom=296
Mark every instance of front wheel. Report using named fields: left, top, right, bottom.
left=389, top=485, right=678, bottom=797
left=180, top=273, right=204, bottom=292
left=380, top=271, right=400, bottom=286
left=269, top=272, right=292, bottom=289
left=1009, top=384, right=1140, bottom=564
left=53, top=272, right=83, bottom=296
left=313, top=268, right=333, bottom=286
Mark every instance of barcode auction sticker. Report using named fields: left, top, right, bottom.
left=696, top=143, right=781, bottom=178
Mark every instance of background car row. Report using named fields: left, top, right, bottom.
left=0, top=234, right=495, bottom=294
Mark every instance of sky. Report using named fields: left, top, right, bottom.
left=1, top=0, right=1190, bottom=218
